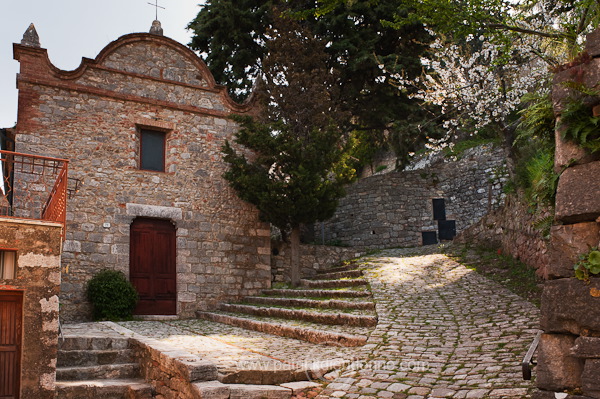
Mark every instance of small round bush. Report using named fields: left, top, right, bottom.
left=86, top=269, right=139, bottom=321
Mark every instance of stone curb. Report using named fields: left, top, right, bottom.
left=262, top=289, right=371, bottom=298
left=243, top=296, right=376, bottom=310
left=218, top=303, right=377, bottom=327
left=195, top=311, right=367, bottom=347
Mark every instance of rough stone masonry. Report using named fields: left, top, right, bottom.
left=12, top=24, right=271, bottom=322
left=534, top=28, right=600, bottom=399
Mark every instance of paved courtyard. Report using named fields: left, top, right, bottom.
left=65, top=246, right=540, bottom=398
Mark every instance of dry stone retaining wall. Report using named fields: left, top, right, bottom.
left=455, top=192, right=552, bottom=274
left=533, top=28, right=600, bottom=399
left=319, top=145, right=508, bottom=249
left=271, top=242, right=364, bottom=283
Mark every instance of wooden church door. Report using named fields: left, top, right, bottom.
left=0, top=291, right=22, bottom=399
left=130, top=218, right=177, bottom=315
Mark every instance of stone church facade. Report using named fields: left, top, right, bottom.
left=12, top=24, right=271, bottom=322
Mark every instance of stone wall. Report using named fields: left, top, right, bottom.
left=271, top=242, right=364, bottom=283
left=13, top=29, right=270, bottom=322
left=0, top=218, right=62, bottom=399
left=533, top=29, right=600, bottom=399
left=319, top=144, right=508, bottom=249
left=455, top=192, right=552, bottom=274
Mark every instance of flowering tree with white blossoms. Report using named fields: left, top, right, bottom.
left=398, top=34, right=550, bottom=146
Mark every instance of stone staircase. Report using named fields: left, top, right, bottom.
left=196, top=263, right=377, bottom=347
left=55, top=336, right=154, bottom=398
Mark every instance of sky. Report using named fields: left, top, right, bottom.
left=0, top=0, right=205, bottom=127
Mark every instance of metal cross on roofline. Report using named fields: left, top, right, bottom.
left=147, top=0, right=165, bottom=20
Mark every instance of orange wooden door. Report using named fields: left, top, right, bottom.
left=0, top=291, right=22, bottom=399
left=130, top=218, right=177, bottom=315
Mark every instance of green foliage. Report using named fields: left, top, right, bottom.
left=523, top=148, right=559, bottom=208
left=189, top=0, right=439, bottom=168
left=187, top=0, right=271, bottom=103
left=375, top=165, right=388, bottom=173
left=443, top=136, right=501, bottom=159
left=512, top=91, right=559, bottom=212
left=221, top=15, right=355, bottom=233
left=574, top=248, right=600, bottom=282
left=559, top=98, right=600, bottom=153
left=516, top=92, right=556, bottom=146
left=86, top=270, right=138, bottom=321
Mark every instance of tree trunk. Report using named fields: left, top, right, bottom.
left=290, top=226, right=301, bottom=287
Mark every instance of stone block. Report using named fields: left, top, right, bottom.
left=227, top=384, right=292, bottom=399
left=553, top=58, right=600, bottom=113
left=533, top=392, right=592, bottom=399
left=279, top=381, right=321, bottom=395
left=554, top=127, right=598, bottom=173
left=191, top=381, right=229, bottom=399
left=572, top=337, right=600, bottom=359
left=556, top=162, right=600, bottom=223
left=586, top=29, right=600, bottom=57
left=582, top=359, right=600, bottom=395
left=548, top=223, right=600, bottom=279
left=536, top=333, right=584, bottom=391
left=541, top=279, right=600, bottom=335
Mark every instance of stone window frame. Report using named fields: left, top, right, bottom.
left=0, top=248, right=17, bottom=280
left=134, top=119, right=176, bottom=174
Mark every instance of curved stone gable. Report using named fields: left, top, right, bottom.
left=98, top=34, right=213, bottom=88
left=14, top=33, right=253, bottom=115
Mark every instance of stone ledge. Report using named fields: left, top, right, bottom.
left=556, top=161, right=600, bottom=223
left=572, top=337, right=600, bottom=359
left=548, top=223, right=600, bottom=279
left=536, top=333, right=584, bottom=391
left=104, top=322, right=218, bottom=396
left=541, top=279, right=600, bottom=335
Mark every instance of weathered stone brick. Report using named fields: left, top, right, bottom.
left=547, top=223, right=600, bottom=279
left=541, top=279, right=600, bottom=335
left=572, top=337, right=600, bottom=359
left=556, top=162, right=600, bottom=223
left=582, top=359, right=600, bottom=396
left=536, top=333, right=584, bottom=391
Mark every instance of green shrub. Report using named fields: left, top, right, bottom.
left=86, top=269, right=139, bottom=321
left=574, top=248, right=600, bottom=282
left=559, top=99, right=600, bottom=153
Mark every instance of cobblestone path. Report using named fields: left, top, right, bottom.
left=317, top=247, right=540, bottom=399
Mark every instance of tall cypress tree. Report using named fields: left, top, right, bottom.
left=222, top=12, right=355, bottom=285
left=189, top=0, right=439, bottom=167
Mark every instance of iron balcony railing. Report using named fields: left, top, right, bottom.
left=0, top=150, right=69, bottom=237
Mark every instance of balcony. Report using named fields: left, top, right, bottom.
left=0, top=150, right=69, bottom=236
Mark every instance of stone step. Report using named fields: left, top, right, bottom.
left=57, top=349, right=135, bottom=367
left=262, top=289, right=371, bottom=298
left=196, top=311, right=368, bottom=347
left=57, top=363, right=141, bottom=381
left=55, top=379, right=153, bottom=399
left=219, top=303, right=377, bottom=327
left=316, top=264, right=359, bottom=274
left=299, top=278, right=368, bottom=289
left=309, top=270, right=363, bottom=280
left=59, top=336, right=131, bottom=351
left=193, top=381, right=294, bottom=399
left=243, top=296, right=375, bottom=310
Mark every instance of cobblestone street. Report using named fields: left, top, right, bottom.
left=317, top=247, right=540, bottom=398
left=65, top=246, right=541, bottom=398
